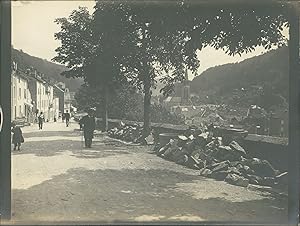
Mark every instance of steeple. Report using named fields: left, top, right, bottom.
left=185, top=68, right=188, bottom=81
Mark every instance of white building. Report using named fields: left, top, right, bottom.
left=11, top=62, right=34, bottom=123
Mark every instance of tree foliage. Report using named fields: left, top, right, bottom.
left=54, top=0, right=289, bottom=133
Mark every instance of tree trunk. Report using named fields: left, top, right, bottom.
left=143, top=76, right=151, bottom=137
left=102, top=84, right=108, bottom=132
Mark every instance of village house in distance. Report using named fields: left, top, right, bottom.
left=11, top=61, right=74, bottom=125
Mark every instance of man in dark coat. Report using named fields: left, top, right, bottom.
left=38, top=112, right=45, bottom=130
left=65, top=110, right=71, bottom=127
left=79, top=108, right=96, bottom=148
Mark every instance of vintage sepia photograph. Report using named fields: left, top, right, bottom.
left=0, top=0, right=299, bottom=224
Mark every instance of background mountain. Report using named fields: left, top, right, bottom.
left=12, top=48, right=83, bottom=92
left=190, top=46, right=289, bottom=111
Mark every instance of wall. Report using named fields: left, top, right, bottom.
left=98, top=118, right=288, bottom=172
left=242, top=134, right=288, bottom=172
left=53, top=86, right=64, bottom=115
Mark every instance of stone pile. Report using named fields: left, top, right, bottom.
left=155, top=129, right=286, bottom=188
left=108, top=122, right=144, bottom=143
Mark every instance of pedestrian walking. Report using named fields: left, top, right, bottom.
left=65, top=110, right=71, bottom=127
left=11, top=122, right=24, bottom=151
left=62, top=112, right=65, bottom=123
left=38, top=112, right=45, bottom=130
left=79, top=108, right=96, bottom=148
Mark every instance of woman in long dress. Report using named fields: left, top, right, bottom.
left=11, top=122, right=24, bottom=151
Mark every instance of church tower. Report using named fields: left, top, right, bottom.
left=181, top=68, right=191, bottom=105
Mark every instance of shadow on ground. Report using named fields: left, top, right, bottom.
left=12, top=138, right=130, bottom=159
left=23, top=130, right=81, bottom=138
left=12, top=168, right=288, bottom=224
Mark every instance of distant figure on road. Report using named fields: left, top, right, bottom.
left=62, top=113, right=65, bottom=122
left=11, top=122, right=24, bottom=151
left=38, top=112, right=45, bottom=130
left=79, top=108, right=96, bottom=148
left=65, top=110, right=71, bottom=127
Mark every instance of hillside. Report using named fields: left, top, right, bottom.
left=12, top=48, right=83, bottom=92
left=190, top=46, right=289, bottom=111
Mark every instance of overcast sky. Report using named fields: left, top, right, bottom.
left=12, top=0, right=289, bottom=79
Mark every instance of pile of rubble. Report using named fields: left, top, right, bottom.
left=155, top=129, right=287, bottom=188
left=108, top=122, right=144, bottom=143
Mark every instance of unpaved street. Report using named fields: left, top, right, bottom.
left=11, top=121, right=288, bottom=224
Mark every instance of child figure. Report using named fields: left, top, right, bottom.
left=11, top=122, right=24, bottom=151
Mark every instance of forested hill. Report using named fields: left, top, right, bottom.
left=12, top=48, right=83, bottom=92
left=190, top=46, right=289, bottom=109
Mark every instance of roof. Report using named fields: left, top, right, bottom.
left=53, top=85, right=65, bottom=93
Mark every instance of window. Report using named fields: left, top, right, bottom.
left=19, top=105, right=21, bottom=115
left=24, top=89, right=26, bottom=99
left=19, top=88, right=21, bottom=99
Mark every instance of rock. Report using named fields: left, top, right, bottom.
left=157, top=145, right=169, bottom=156
left=199, top=168, right=212, bottom=177
left=198, top=132, right=209, bottom=140
left=176, top=154, right=189, bottom=165
left=178, top=135, right=188, bottom=141
left=227, top=167, right=242, bottom=176
left=225, top=174, right=249, bottom=187
left=275, top=172, right=288, bottom=185
left=213, top=146, right=232, bottom=161
left=184, top=140, right=197, bottom=155
left=211, top=160, right=229, bottom=172
left=260, top=177, right=275, bottom=186
left=188, top=156, right=205, bottom=169
left=229, top=161, right=240, bottom=167
left=145, top=134, right=155, bottom=145
left=161, top=147, right=173, bottom=158
left=171, top=148, right=185, bottom=161
left=229, top=141, right=247, bottom=156
left=247, top=184, right=273, bottom=193
left=249, top=158, right=277, bottom=177
left=210, top=170, right=228, bottom=181
left=205, top=140, right=217, bottom=149
left=244, top=174, right=263, bottom=185
left=188, top=135, right=195, bottom=140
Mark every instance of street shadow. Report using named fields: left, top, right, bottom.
left=23, top=130, right=81, bottom=138
left=12, top=168, right=288, bottom=224
left=12, top=139, right=130, bottom=159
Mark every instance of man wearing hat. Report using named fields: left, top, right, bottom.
left=79, top=108, right=96, bottom=148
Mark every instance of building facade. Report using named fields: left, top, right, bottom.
left=11, top=63, right=34, bottom=123
left=26, top=70, right=56, bottom=122
left=11, top=64, right=66, bottom=124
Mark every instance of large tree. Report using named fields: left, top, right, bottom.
left=54, top=1, right=289, bottom=135
left=105, top=1, right=288, bottom=135
left=53, top=6, right=128, bottom=131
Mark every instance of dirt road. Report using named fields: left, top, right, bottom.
left=10, top=121, right=288, bottom=224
